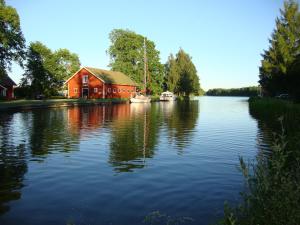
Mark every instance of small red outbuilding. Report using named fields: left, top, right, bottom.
left=0, top=75, right=16, bottom=100
left=65, top=67, right=137, bottom=99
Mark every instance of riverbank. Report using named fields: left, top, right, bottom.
left=0, top=98, right=129, bottom=111
left=220, top=97, right=300, bottom=225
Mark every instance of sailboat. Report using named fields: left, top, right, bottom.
left=130, top=38, right=151, bottom=103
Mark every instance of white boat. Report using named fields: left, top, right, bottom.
left=130, top=38, right=152, bottom=103
left=160, top=91, right=176, bottom=101
left=130, top=93, right=151, bottom=103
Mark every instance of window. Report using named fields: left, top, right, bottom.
left=94, top=88, right=98, bottom=93
left=113, top=88, right=116, bottom=93
left=82, top=75, right=88, bottom=84
left=118, top=89, right=121, bottom=93
left=108, top=88, right=111, bottom=93
left=122, top=89, right=125, bottom=92
left=74, top=88, right=78, bottom=93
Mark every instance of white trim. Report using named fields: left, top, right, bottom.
left=102, top=84, right=105, bottom=99
left=83, top=67, right=106, bottom=83
left=64, top=67, right=84, bottom=84
left=64, top=67, right=107, bottom=84
left=82, top=87, right=89, bottom=98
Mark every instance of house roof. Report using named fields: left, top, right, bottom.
left=0, top=75, right=16, bottom=87
left=85, top=67, right=136, bottom=86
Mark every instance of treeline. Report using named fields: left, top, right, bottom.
left=206, top=86, right=259, bottom=97
left=1, top=0, right=202, bottom=99
left=259, top=0, right=300, bottom=101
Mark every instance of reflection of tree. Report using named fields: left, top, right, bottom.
left=109, top=104, right=162, bottom=173
left=0, top=114, right=27, bottom=215
left=28, top=108, right=80, bottom=156
left=163, top=100, right=199, bottom=151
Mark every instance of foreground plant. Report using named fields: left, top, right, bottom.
left=220, top=118, right=300, bottom=225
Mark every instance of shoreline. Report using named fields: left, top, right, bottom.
left=0, top=98, right=129, bottom=112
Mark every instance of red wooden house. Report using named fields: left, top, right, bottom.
left=0, top=75, right=16, bottom=100
left=65, top=67, right=137, bottom=99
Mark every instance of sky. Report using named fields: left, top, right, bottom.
left=6, top=0, right=288, bottom=90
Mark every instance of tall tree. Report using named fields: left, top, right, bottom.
left=21, top=42, right=80, bottom=97
left=108, top=29, right=164, bottom=95
left=164, top=54, right=179, bottom=93
left=0, top=0, right=25, bottom=77
left=259, top=0, right=300, bottom=96
left=165, top=49, right=201, bottom=96
left=21, top=42, right=54, bottom=97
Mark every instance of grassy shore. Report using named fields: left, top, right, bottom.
left=220, top=97, right=300, bottom=225
left=0, top=98, right=129, bottom=111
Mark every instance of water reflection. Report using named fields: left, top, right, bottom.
left=109, top=103, right=160, bottom=172
left=162, top=100, right=199, bottom=151
left=0, top=114, right=27, bottom=214
left=0, top=101, right=200, bottom=216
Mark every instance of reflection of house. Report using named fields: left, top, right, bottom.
left=0, top=75, right=16, bottom=100
left=65, top=67, right=137, bottom=99
left=67, top=104, right=132, bottom=137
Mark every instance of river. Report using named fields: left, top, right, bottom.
left=0, top=97, right=269, bottom=225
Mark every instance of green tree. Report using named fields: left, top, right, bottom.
left=287, top=54, right=300, bottom=101
left=108, top=29, right=164, bottom=95
left=52, top=49, right=80, bottom=81
left=164, top=54, right=179, bottom=93
left=165, top=49, right=201, bottom=96
left=21, top=42, right=54, bottom=97
left=0, top=0, right=25, bottom=77
left=21, top=42, right=80, bottom=97
left=51, top=48, right=80, bottom=90
left=259, top=0, right=300, bottom=96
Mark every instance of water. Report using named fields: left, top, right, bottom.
left=0, top=97, right=268, bottom=225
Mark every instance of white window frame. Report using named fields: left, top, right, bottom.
left=82, top=75, right=89, bottom=84
left=74, top=88, right=78, bottom=93
left=108, top=88, right=111, bottom=93
left=94, top=88, right=98, bottom=93
left=113, top=88, right=116, bottom=93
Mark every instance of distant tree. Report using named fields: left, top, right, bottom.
left=259, top=0, right=300, bottom=96
left=206, top=86, right=259, bottom=97
left=0, top=0, right=25, bottom=77
left=21, top=42, right=80, bottom=97
left=198, top=87, right=205, bottom=96
left=165, top=49, right=201, bottom=96
left=108, top=29, right=164, bottom=95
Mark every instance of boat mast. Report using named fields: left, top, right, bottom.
left=144, top=37, right=147, bottom=94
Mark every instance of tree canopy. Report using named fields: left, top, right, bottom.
left=108, top=29, right=164, bottom=95
left=0, top=0, right=25, bottom=77
left=165, top=49, right=201, bottom=96
left=259, top=0, right=300, bottom=99
left=21, top=42, right=80, bottom=97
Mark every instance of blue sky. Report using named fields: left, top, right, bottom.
left=7, top=0, right=287, bottom=90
